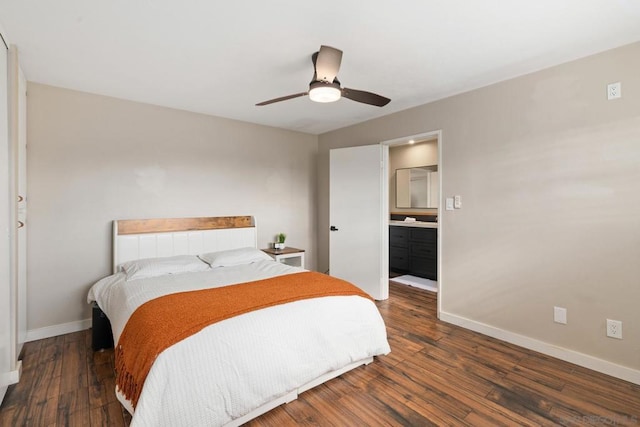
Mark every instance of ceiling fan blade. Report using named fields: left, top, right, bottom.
left=341, top=87, right=390, bottom=107
left=255, top=92, right=308, bottom=106
left=314, top=45, right=343, bottom=83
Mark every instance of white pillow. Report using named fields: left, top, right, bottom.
left=121, top=255, right=210, bottom=281
left=198, top=247, right=272, bottom=268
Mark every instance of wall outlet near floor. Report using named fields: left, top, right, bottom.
left=606, top=319, right=623, bottom=339
left=553, top=306, right=567, bottom=324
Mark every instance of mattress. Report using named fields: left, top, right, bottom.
left=88, top=259, right=390, bottom=426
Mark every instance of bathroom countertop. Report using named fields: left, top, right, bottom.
left=389, top=220, right=438, bottom=228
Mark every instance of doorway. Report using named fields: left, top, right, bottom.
left=381, top=130, right=442, bottom=316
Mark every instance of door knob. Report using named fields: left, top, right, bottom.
left=330, top=226, right=339, bottom=231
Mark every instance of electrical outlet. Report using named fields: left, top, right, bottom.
left=454, top=195, right=462, bottom=209
left=553, top=306, right=567, bottom=324
left=607, top=82, right=621, bottom=100
left=606, top=319, right=622, bottom=339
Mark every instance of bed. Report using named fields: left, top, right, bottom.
left=87, top=216, right=390, bottom=426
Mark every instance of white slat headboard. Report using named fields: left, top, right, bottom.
left=113, top=216, right=257, bottom=273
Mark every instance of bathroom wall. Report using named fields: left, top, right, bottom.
left=389, top=138, right=438, bottom=216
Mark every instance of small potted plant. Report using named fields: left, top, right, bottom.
left=275, top=233, right=286, bottom=250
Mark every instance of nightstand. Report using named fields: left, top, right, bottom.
left=262, top=247, right=305, bottom=268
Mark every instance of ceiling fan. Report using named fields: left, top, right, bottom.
left=256, top=45, right=391, bottom=107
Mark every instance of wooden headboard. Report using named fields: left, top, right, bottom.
left=112, top=216, right=257, bottom=273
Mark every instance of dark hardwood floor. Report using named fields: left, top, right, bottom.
left=2, top=282, right=639, bottom=426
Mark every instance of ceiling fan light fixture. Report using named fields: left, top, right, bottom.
left=256, top=46, right=390, bottom=107
left=309, top=81, right=341, bottom=103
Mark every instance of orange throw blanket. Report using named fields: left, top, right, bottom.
left=115, top=271, right=371, bottom=408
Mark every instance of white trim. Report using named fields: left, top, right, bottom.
left=0, top=360, right=21, bottom=387
left=435, top=130, right=443, bottom=317
left=379, top=144, right=389, bottom=300
left=381, top=131, right=438, bottom=148
left=380, top=130, right=442, bottom=309
left=440, top=311, right=640, bottom=385
left=26, top=318, right=91, bottom=342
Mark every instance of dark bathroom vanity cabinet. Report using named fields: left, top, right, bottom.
left=389, top=225, right=437, bottom=280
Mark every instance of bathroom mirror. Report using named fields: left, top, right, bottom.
left=396, top=165, right=439, bottom=208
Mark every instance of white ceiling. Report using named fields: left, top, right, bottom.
left=1, top=1, right=639, bottom=135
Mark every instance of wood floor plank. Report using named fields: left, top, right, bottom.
left=39, top=339, right=64, bottom=379
left=502, top=368, right=632, bottom=421
left=379, top=333, right=425, bottom=366
left=280, top=397, right=330, bottom=426
left=418, top=343, right=509, bottom=394
left=509, top=363, right=566, bottom=391
left=464, top=409, right=534, bottom=427
left=89, top=401, right=127, bottom=426
left=366, top=376, right=460, bottom=426
left=336, top=390, right=421, bottom=426
left=399, top=357, right=541, bottom=426
left=57, top=407, right=92, bottom=427
left=60, top=339, right=88, bottom=394
left=2, top=282, right=640, bottom=426
left=414, top=350, right=498, bottom=398
left=298, top=384, right=368, bottom=426
left=23, top=352, right=62, bottom=426
left=370, top=366, right=472, bottom=424
left=485, top=385, right=558, bottom=425
left=24, top=392, right=59, bottom=426
left=244, top=402, right=298, bottom=427
left=58, top=387, right=90, bottom=417
left=0, top=404, right=26, bottom=427
left=88, top=374, right=118, bottom=409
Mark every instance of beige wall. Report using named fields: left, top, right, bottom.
left=389, top=139, right=438, bottom=214
left=27, top=83, right=317, bottom=330
left=318, top=42, right=640, bottom=370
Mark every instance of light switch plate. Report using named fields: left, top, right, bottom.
left=445, top=197, right=454, bottom=211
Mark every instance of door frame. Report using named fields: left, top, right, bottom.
left=380, top=129, right=443, bottom=318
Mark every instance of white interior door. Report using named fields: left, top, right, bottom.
left=0, top=39, right=11, bottom=402
left=330, top=144, right=388, bottom=300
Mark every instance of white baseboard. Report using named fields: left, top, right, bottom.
left=26, top=318, right=91, bottom=342
left=0, top=360, right=22, bottom=388
left=439, top=311, right=640, bottom=386
left=22, top=313, right=640, bottom=386
left=0, top=360, right=22, bottom=405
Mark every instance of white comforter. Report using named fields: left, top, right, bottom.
left=88, top=260, right=390, bottom=426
